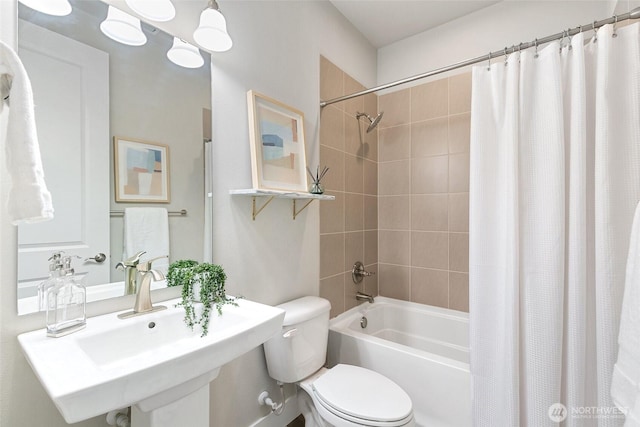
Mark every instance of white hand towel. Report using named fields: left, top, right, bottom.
left=0, top=41, right=54, bottom=225
left=123, top=207, right=170, bottom=274
left=612, top=201, right=640, bottom=426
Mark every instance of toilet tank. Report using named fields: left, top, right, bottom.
left=263, top=296, right=331, bottom=383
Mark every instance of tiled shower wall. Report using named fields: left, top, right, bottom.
left=319, top=56, right=379, bottom=318
left=319, top=56, right=471, bottom=317
left=377, top=74, right=471, bottom=312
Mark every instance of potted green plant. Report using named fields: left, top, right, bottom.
left=166, top=260, right=237, bottom=337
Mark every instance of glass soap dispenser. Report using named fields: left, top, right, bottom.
left=43, top=254, right=87, bottom=337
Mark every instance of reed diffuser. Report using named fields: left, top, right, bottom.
left=307, top=165, right=329, bottom=194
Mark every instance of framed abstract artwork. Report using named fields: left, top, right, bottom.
left=114, top=137, right=170, bottom=203
left=246, top=90, right=308, bottom=192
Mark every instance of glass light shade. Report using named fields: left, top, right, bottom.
left=193, top=8, right=232, bottom=52
left=18, top=0, right=71, bottom=16
left=167, top=38, right=204, bottom=69
left=125, top=0, right=176, bottom=22
left=100, top=6, right=147, bottom=46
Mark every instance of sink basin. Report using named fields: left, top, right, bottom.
left=18, top=297, right=285, bottom=424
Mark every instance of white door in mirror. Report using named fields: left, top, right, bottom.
left=17, top=21, right=110, bottom=299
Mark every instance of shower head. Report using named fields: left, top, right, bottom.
left=356, top=111, right=384, bottom=133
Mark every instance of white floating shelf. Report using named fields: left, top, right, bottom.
left=230, top=189, right=335, bottom=220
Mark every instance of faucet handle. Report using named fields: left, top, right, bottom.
left=116, top=251, right=147, bottom=270
left=137, top=255, right=168, bottom=273
left=352, top=261, right=375, bottom=284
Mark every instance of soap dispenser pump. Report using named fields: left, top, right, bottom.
left=37, top=252, right=65, bottom=312
left=44, top=254, right=87, bottom=337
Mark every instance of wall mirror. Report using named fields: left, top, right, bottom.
left=16, top=0, right=212, bottom=314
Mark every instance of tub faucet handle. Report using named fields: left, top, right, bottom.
left=352, top=261, right=375, bottom=284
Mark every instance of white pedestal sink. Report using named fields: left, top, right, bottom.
left=18, top=297, right=285, bottom=425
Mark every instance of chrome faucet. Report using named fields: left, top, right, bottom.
left=115, top=251, right=146, bottom=295
left=118, top=255, right=168, bottom=319
left=356, top=291, right=374, bottom=304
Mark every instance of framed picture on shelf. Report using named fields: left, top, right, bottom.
left=114, top=137, right=170, bottom=203
left=247, top=90, right=308, bottom=192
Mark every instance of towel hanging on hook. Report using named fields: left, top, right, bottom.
left=0, top=40, right=54, bottom=224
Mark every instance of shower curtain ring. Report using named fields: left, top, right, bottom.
left=504, top=47, right=509, bottom=66
left=487, top=52, right=492, bottom=71
left=518, top=42, right=523, bottom=63
left=534, top=38, right=539, bottom=58
left=613, top=15, right=618, bottom=38
left=567, top=28, right=573, bottom=50
left=592, top=21, right=599, bottom=42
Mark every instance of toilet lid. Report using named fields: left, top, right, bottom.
left=311, top=364, right=413, bottom=423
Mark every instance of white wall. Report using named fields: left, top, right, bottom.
left=0, top=1, right=376, bottom=426
left=378, top=1, right=614, bottom=88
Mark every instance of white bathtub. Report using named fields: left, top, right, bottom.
left=327, top=297, right=471, bottom=427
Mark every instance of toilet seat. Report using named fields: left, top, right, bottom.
left=310, top=364, right=414, bottom=427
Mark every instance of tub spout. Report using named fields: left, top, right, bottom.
left=356, top=292, right=374, bottom=304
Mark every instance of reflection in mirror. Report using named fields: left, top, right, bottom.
left=17, top=0, right=212, bottom=314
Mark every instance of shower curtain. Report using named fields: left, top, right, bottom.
left=469, top=23, right=640, bottom=427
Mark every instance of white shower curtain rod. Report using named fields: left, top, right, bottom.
left=319, top=7, right=640, bottom=108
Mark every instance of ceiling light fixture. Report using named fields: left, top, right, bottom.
left=100, top=6, right=147, bottom=47
left=193, top=0, right=232, bottom=52
left=125, top=0, right=176, bottom=23
left=167, top=38, right=204, bottom=69
left=18, top=0, right=72, bottom=16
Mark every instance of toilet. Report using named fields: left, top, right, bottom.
left=263, top=296, right=415, bottom=427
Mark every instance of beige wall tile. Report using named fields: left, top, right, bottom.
left=379, top=88, right=410, bottom=127
left=379, top=125, right=411, bottom=162
left=411, top=231, right=448, bottom=269
left=345, top=231, right=364, bottom=272
left=364, top=159, right=378, bottom=196
left=449, top=232, right=469, bottom=272
left=344, top=74, right=365, bottom=118
left=364, top=230, right=378, bottom=266
left=412, top=194, right=448, bottom=231
left=344, top=153, right=364, bottom=194
left=320, top=56, right=344, bottom=111
left=345, top=113, right=363, bottom=157
left=320, top=106, right=345, bottom=151
left=411, top=79, right=448, bottom=122
left=449, top=193, right=469, bottom=232
left=449, top=72, right=472, bottom=114
left=379, top=230, right=411, bottom=265
left=379, top=196, right=410, bottom=230
left=363, top=93, right=379, bottom=161
left=411, top=267, right=449, bottom=308
left=449, top=272, right=469, bottom=312
left=320, top=273, right=345, bottom=318
left=449, top=152, right=470, bottom=193
left=363, top=127, right=378, bottom=162
left=411, top=118, right=448, bottom=158
left=320, top=233, right=345, bottom=278
left=320, top=191, right=344, bottom=234
left=412, top=155, right=449, bottom=194
left=320, top=145, right=344, bottom=192
left=379, top=160, right=411, bottom=195
left=449, top=113, right=470, bottom=154
left=345, top=193, right=364, bottom=232
left=364, top=195, right=378, bottom=230
left=379, top=264, right=410, bottom=300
